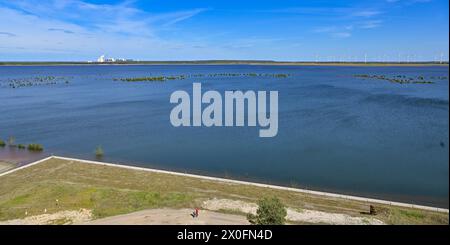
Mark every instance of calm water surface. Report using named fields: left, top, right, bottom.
left=0, top=65, right=448, bottom=207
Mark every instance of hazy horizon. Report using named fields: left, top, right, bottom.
left=1, top=59, right=449, bottom=63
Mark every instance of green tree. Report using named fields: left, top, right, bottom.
left=247, top=196, right=287, bottom=225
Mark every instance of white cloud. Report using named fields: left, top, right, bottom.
left=48, top=28, right=75, bottom=34
left=314, top=26, right=338, bottom=33
left=386, top=0, right=433, bottom=4
left=311, top=5, right=385, bottom=39
left=332, top=32, right=351, bottom=38
left=352, top=10, right=382, bottom=18
left=0, top=0, right=207, bottom=60
left=1, top=0, right=207, bottom=36
left=0, top=31, right=17, bottom=37
left=222, top=37, right=285, bottom=49
left=359, top=20, right=383, bottom=29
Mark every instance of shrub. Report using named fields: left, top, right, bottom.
left=95, top=146, right=104, bottom=157
left=247, top=196, right=287, bottom=225
left=273, top=74, right=289, bottom=78
left=28, top=144, right=44, bottom=152
left=17, top=144, right=26, bottom=149
left=0, top=139, right=5, bottom=147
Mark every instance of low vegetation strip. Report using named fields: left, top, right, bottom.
left=113, top=73, right=290, bottom=82
left=0, top=76, right=71, bottom=88
left=0, top=156, right=448, bottom=225
left=353, top=74, right=447, bottom=84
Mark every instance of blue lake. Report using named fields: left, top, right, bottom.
left=0, top=65, right=448, bottom=207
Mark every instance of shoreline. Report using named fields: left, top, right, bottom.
left=1, top=155, right=448, bottom=213
left=0, top=62, right=448, bottom=67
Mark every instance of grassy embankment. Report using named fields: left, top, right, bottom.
left=0, top=158, right=447, bottom=224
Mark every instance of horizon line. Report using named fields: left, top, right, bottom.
left=1, top=60, right=449, bottom=63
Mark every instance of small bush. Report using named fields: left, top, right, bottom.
left=95, top=146, right=104, bottom=158
left=247, top=196, right=287, bottom=225
left=17, top=144, right=26, bottom=149
left=273, top=74, right=289, bottom=78
left=28, top=144, right=44, bottom=152
left=0, top=139, right=5, bottom=147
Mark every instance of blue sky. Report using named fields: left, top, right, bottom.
left=0, top=0, right=448, bottom=61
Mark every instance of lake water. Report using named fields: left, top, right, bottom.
left=0, top=65, right=448, bottom=208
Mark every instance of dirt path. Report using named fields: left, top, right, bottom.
left=0, top=198, right=384, bottom=225
left=81, top=209, right=249, bottom=225
left=202, top=198, right=385, bottom=225
left=0, top=209, right=92, bottom=225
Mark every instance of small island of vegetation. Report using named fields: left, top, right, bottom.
left=0, top=136, right=44, bottom=152
left=114, top=75, right=186, bottom=82
left=1, top=76, right=71, bottom=89
left=114, top=73, right=291, bottom=83
left=95, top=145, right=104, bottom=158
left=27, top=144, right=44, bottom=152
left=353, top=74, right=444, bottom=84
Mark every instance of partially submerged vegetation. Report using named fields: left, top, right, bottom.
left=0, top=136, right=43, bottom=152
left=27, top=144, right=44, bottom=152
left=0, top=158, right=446, bottom=224
left=0, top=76, right=71, bottom=88
left=353, top=74, right=446, bottom=84
left=114, top=73, right=291, bottom=82
left=205, top=73, right=290, bottom=78
left=114, top=75, right=185, bottom=82
left=95, top=146, right=104, bottom=158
